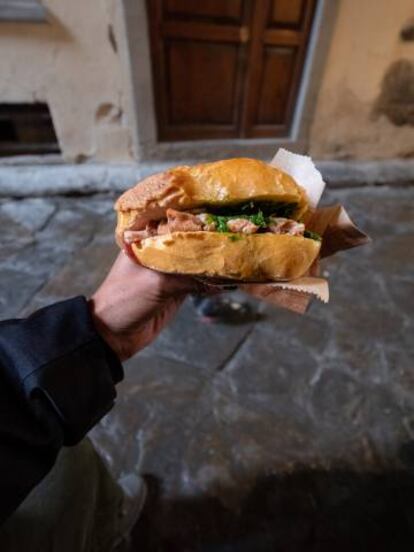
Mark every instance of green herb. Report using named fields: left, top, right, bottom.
left=247, top=209, right=267, bottom=228
left=304, top=230, right=322, bottom=241
left=216, top=216, right=229, bottom=233
left=207, top=201, right=298, bottom=218
left=206, top=214, right=228, bottom=232
left=278, top=202, right=298, bottom=218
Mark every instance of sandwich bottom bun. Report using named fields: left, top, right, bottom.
left=131, top=232, right=320, bottom=282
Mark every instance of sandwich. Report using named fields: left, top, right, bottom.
left=115, top=158, right=321, bottom=281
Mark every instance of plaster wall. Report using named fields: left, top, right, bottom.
left=0, top=0, right=134, bottom=162
left=309, top=0, right=414, bottom=159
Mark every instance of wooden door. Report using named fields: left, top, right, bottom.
left=147, top=0, right=316, bottom=141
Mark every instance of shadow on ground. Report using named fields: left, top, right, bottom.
left=134, top=465, right=414, bottom=551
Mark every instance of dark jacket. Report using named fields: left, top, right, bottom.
left=0, top=297, right=123, bottom=524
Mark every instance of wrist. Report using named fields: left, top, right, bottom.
left=88, top=297, right=123, bottom=361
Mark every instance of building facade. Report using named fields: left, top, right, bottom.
left=0, top=0, right=413, bottom=164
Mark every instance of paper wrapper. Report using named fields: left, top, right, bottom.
left=238, top=149, right=370, bottom=314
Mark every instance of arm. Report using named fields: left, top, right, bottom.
left=0, top=253, right=205, bottom=523
left=0, top=296, right=121, bottom=523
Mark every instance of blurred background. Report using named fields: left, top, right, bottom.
left=0, top=0, right=413, bottom=550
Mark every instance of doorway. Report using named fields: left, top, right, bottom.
left=147, top=0, right=317, bottom=142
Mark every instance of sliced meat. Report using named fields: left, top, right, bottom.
left=226, top=218, right=259, bottom=234
left=124, top=220, right=159, bottom=243
left=196, top=213, right=216, bottom=231
left=157, top=220, right=170, bottom=235
left=268, top=217, right=305, bottom=236
left=166, top=208, right=203, bottom=233
left=124, top=229, right=151, bottom=243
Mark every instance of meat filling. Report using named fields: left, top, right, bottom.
left=165, top=209, right=203, bottom=233
left=268, top=217, right=305, bottom=236
left=124, top=208, right=312, bottom=243
left=226, top=218, right=259, bottom=234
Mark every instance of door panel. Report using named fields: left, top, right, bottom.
left=269, top=0, right=305, bottom=28
left=164, top=0, right=243, bottom=23
left=147, top=0, right=317, bottom=141
left=242, top=0, right=316, bottom=137
left=256, top=47, right=297, bottom=125
left=147, top=0, right=249, bottom=140
left=167, top=41, right=239, bottom=125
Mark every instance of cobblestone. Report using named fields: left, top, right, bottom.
left=0, top=198, right=56, bottom=232
left=1, top=186, right=413, bottom=550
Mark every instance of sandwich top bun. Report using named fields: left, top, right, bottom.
left=115, top=158, right=309, bottom=243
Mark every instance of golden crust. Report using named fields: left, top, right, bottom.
left=115, top=159, right=308, bottom=233
left=115, top=168, right=192, bottom=212
left=131, top=232, right=320, bottom=282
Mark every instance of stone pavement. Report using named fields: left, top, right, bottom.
left=1, top=186, right=414, bottom=550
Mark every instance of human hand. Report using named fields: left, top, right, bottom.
left=89, top=252, right=211, bottom=361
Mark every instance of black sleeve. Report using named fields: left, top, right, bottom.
left=0, top=296, right=123, bottom=524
